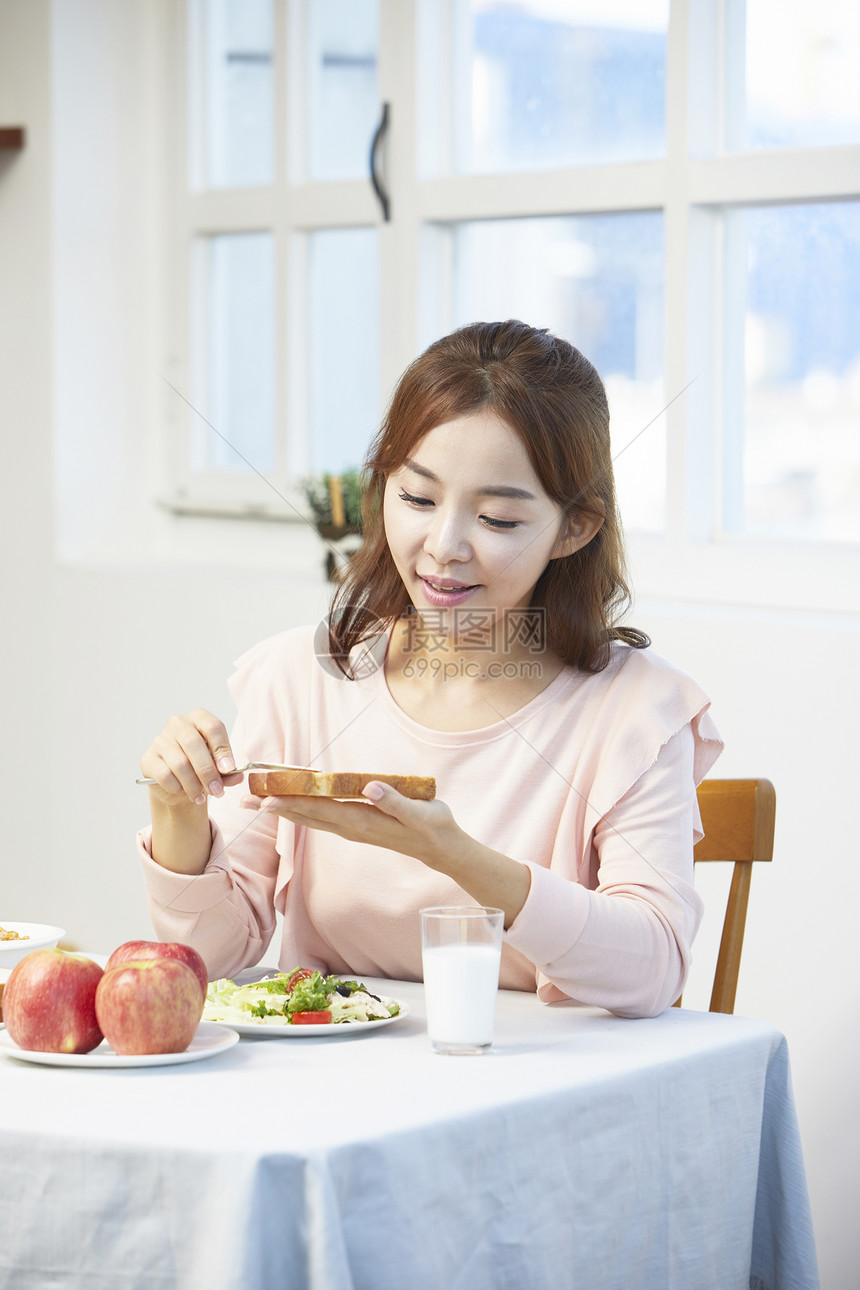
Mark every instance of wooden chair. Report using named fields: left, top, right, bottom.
left=676, top=778, right=776, bottom=1015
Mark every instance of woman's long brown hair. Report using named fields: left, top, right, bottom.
left=328, top=320, right=649, bottom=676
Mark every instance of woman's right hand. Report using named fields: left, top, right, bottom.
left=140, top=709, right=243, bottom=809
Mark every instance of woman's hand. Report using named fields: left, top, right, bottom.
left=242, top=782, right=462, bottom=870
left=140, top=709, right=243, bottom=810
left=242, top=783, right=532, bottom=926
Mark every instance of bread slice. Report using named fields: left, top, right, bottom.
left=247, top=767, right=436, bottom=801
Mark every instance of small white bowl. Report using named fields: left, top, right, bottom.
left=0, top=923, right=66, bottom=968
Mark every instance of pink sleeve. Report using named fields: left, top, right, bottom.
left=136, top=800, right=283, bottom=980
left=504, top=725, right=704, bottom=1018
left=135, top=631, right=308, bottom=980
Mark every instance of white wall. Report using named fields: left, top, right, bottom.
left=1, top=3, right=857, bottom=1286
left=0, top=0, right=55, bottom=933
left=632, top=599, right=859, bottom=1290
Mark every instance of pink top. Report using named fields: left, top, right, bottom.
left=137, top=626, right=723, bottom=1017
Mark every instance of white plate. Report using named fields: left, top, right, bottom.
left=0, top=923, right=65, bottom=967
left=0, top=1021, right=239, bottom=1068
left=77, top=952, right=110, bottom=968
left=209, top=998, right=410, bottom=1038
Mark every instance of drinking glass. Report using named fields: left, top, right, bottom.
left=420, top=907, right=503, bottom=1055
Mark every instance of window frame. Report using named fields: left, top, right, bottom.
left=161, top=0, right=860, bottom=612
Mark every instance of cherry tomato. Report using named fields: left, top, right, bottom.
left=290, top=1010, right=332, bottom=1025
left=286, top=968, right=317, bottom=992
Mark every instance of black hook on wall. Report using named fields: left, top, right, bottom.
left=369, top=102, right=391, bottom=222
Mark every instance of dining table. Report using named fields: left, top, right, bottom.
left=0, top=970, right=819, bottom=1290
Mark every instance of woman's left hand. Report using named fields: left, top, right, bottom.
left=241, top=782, right=532, bottom=926
left=240, top=782, right=463, bottom=873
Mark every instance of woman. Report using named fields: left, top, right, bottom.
left=138, top=320, right=722, bottom=1017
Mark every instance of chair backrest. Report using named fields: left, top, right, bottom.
left=680, top=778, right=776, bottom=1014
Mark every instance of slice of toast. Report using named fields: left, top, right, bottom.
left=247, top=768, right=436, bottom=801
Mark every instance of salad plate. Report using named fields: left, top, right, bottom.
left=216, top=999, right=410, bottom=1038
left=0, top=1021, right=239, bottom=1068
left=204, top=969, right=409, bottom=1037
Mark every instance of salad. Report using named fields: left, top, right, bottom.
left=203, top=967, right=401, bottom=1028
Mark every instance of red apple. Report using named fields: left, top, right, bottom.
left=105, top=940, right=208, bottom=1002
left=4, top=949, right=104, bottom=1054
left=95, top=958, right=204, bottom=1055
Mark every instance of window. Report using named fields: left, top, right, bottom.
left=191, top=231, right=276, bottom=475
left=166, top=0, right=860, bottom=609
left=446, top=0, right=668, bottom=172
left=731, top=0, right=860, bottom=151
left=723, top=201, right=860, bottom=542
left=306, top=226, right=379, bottom=474
left=447, top=212, right=666, bottom=532
left=196, top=0, right=275, bottom=188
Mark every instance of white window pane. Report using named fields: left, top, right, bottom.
left=727, top=202, right=860, bottom=542
left=200, top=0, right=274, bottom=187
left=735, top=0, right=860, bottom=149
left=307, top=228, right=379, bottom=471
left=193, top=232, right=275, bottom=474
left=449, top=213, right=665, bottom=532
left=306, top=0, right=379, bottom=181
left=450, top=0, right=667, bottom=174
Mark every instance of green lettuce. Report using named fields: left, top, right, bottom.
left=285, top=972, right=331, bottom=1015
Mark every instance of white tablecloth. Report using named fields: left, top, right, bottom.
left=0, top=976, right=819, bottom=1290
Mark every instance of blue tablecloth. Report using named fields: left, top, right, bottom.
left=0, top=976, right=819, bottom=1290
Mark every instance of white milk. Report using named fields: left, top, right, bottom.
left=422, top=943, right=501, bottom=1048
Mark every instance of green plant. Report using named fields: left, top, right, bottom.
left=300, top=468, right=364, bottom=531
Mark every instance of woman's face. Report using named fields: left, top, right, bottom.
left=382, top=409, right=598, bottom=636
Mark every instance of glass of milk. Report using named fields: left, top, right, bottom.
left=420, top=906, right=504, bottom=1055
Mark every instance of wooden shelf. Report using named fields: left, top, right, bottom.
left=0, top=128, right=25, bottom=150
